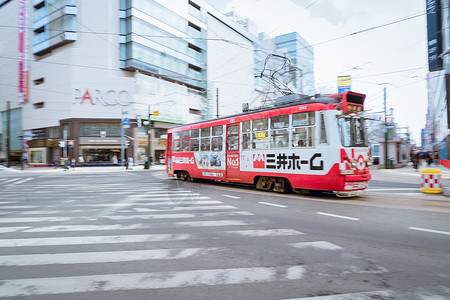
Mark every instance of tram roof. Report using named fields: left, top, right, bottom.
left=169, top=93, right=346, bottom=130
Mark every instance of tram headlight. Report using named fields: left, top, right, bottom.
left=350, top=158, right=357, bottom=168
left=365, top=157, right=372, bottom=167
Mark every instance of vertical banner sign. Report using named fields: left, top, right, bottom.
left=426, top=0, right=443, bottom=72
left=18, top=0, right=29, bottom=103
left=338, top=75, right=351, bottom=93
left=446, top=73, right=450, bottom=129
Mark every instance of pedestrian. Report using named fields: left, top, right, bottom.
left=412, top=153, right=419, bottom=171
left=78, top=156, right=84, bottom=167
left=434, top=152, right=440, bottom=166
left=128, top=156, right=134, bottom=170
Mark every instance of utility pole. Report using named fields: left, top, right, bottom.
left=144, top=105, right=151, bottom=169
left=121, top=110, right=128, bottom=168
left=383, top=87, right=388, bottom=169
left=6, top=100, right=10, bottom=168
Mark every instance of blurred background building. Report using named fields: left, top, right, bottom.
left=0, top=0, right=314, bottom=166
left=424, top=0, right=449, bottom=165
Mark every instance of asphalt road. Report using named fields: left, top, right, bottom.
left=0, top=167, right=449, bottom=299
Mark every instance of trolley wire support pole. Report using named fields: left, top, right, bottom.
left=121, top=110, right=128, bottom=168
left=144, top=105, right=151, bottom=170
left=6, top=100, right=10, bottom=168
left=383, top=87, right=388, bottom=169
left=216, top=88, right=219, bottom=118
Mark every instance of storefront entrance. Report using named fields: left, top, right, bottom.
left=79, top=146, right=121, bottom=166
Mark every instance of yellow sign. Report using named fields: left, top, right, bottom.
left=338, top=76, right=351, bottom=87
left=255, top=132, right=266, bottom=139
left=152, top=111, right=159, bottom=116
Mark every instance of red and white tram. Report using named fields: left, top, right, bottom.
left=166, top=91, right=371, bottom=196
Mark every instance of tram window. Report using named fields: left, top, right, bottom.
left=212, top=137, right=223, bottom=151
left=271, top=129, right=289, bottom=148
left=354, top=118, right=367, bottom=146
left=190, top=138, right=199, bottom=151
left=242, top=133, right=251, bottom=150
left=212, top=125, right=223, bottom=136
left=191, top=129, right=199, bottom=138
left=173, top=140, right=181, bottom=152
left=293, top=112, right=315, bottom=127
left=319, top=113, right=327, bottom=144
left=181, top=139, right=190, bottom=152
left=201, top=137, right=210, bottom=151
left=201, top=127, right=210, bottom=137
left=271, top=115, right=289, bottom=129
left=252, top=132, right=268, bottom=149
left=181, top=130, right=190, bottom=139
left=227, top=125, right=239, bottom=135
left=227, top=135, right=239, bottom=151
left=242, top=121, right=251, bottom=132
left=338, top=118, right=352, bottom=147
left=292, top=127, right=315, bottom=147
left=252, top=118, right=268, bottom=131
left=173, top=132, right=181, bottom=140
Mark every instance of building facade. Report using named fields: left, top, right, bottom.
left=0, top=0, right=314, bottom=166
left=425, top=0, right=449, bottom=161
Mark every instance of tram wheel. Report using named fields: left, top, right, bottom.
left=256, top=176, right=275, bottom=191
left=273, top=178, right=291, bottom=193
left=177, top=171, right=190, bottom=181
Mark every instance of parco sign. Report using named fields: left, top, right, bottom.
left=72, top=89, right=133, bottom=106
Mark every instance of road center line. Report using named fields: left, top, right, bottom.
left=259, top=202, right=287, bottom=208
left=316, top=212, right=359, bottom=221
left=222, top=194, right=241, bottom=199
left=408, top=227, right=450, bottom=236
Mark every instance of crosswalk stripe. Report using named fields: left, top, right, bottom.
left=103, top=211, right=254, bottom=220
left=20, top=220, right=262, bottom=232
left=0, top=217, right=72, bottom=223
left=73, top=199, right=221, bottom=207
left=0, top=247, right=225, bottom=266
left=0, top=229, right=303, bottom=247
left=284, top=290, right=394, bottom=300
left=12, top=178, right=33, bottom=185
left=0, top=265, right=305, bottom=297
left=289, top=241, right=343, bottom=251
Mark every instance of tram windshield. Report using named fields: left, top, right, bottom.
left=338, top=117, right=368, bottom=147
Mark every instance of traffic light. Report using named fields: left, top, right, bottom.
left=67, top=140, right=75, bottom=148
left=136, top=116, right=142, bottom=127
left=125, top=140, right=130, bottom=147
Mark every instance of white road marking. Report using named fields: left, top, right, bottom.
left=0, top=247, right=224, bottom=266
left=103, top=211, right=254, bottom=220
left=0, top=229, right=301, bottom=247
left=409, top=227, right=450, bottom=236
left=129, top=205, right=239, bottom=212
left=222, top=194, right=241, bottom=199
left=365, top=188, right=418, bottom=191
left=259, top=201, right=287, bottom=208
left=74, top=199, right=220, bottom=207
left=0, top=265, right=305, bottom=297
left=0, top=217, right=72, bottom=223
left=0, top=226, right=30, bottom=233
left=316, top=212, right=360, bottom=221
left=290, top=241, right=343, bottom=251
left=22, top=220, right=258, bottom=232
left=284, top=290, right=394, bottom=299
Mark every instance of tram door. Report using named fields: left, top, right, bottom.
left=166, top=133, right=173, bottom=174
left=226, top=124, right=240, bottom=180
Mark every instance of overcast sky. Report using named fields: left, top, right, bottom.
left=205, top=0, right=428, bottom=144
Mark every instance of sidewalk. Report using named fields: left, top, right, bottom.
left=1, top=164, right=167, bottom=173
left=371, top=164, right=450, bottom=197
